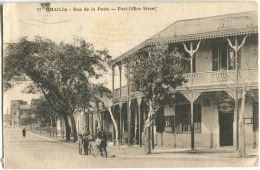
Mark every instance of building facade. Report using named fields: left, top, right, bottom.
left=111, top=11, right=258, bottom=149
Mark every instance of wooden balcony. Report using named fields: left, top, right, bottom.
left=113, top=69, right=258, bottom=99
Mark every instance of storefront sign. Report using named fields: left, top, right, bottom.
left=218, top=99, right=234, bottom=113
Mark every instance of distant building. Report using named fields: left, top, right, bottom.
left=10, top=100, right=28, bottom=125
left=3, top=114, right=11, bottom=127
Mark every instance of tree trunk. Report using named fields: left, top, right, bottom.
left=95, top=101, right=102, bottom=129
left=68, top=113, right=78, bottom=142
left=143, top=101, right=158, bottom=155
left=143, top=127, right=151, bottom=154
left=50, top=116, right=53, bottom=137
left=96, top=111, right=102, bottom=129
left=63, top=114, right=70, bottom=141
left=238, top=90, right=247, bottom=157
left=108, top=107, right=119, bottom=147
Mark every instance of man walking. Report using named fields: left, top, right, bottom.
left=22, top=128, right=26, bottom=137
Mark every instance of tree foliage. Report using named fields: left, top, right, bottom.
left=127, top=44, right=187, bottom=154
left=4, top=36, right=111, bottom=141
left=32, top=97, right=56, bottom=127
left=128, top=44, right=187, bottom=112
left=19, top=109, right=36, bottom=126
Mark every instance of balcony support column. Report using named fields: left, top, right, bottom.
left=112, top=66, right=115, bottom=144
left=183, top=92, right=201, bottom=149
left=183, top=41, right=201, bottom=150
left=137, top=97, right=142, bottom=147
left=119, top=102, right=122, bottom=144
left=126, top=65, right=132, bottom=146
left=112, top=66, right=115, bottom=96
left=119, top=65, right=122, bottom=97
left=119, top=65, right=122, bottom=144
left=226, top=35, right=248, bottom=150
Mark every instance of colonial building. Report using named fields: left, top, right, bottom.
left=111, top=11, right=258, bottom=149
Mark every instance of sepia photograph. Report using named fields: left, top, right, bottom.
left=2, top=1, right=259, bottom=168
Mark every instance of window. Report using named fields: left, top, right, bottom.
left=165, top=116, right=174, bottom=133
left=253, top=102, right=259, bottom=132
left=212, top=40, right=241, bottom=71
left=175, top=104, right=201, bottom=133
left=194, top=105, right=201, bottom=132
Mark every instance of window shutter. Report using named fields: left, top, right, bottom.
left=194, top=104, right=201, bottom=133
left=253, top=102, right=259, bottom=132
left=175, top=106, right=182, bottom=133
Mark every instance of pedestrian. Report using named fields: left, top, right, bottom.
left=98, top=129, right=107, bottom=157
left=22, top=128, right=26, bottom=137
left=83, top=126, right=91, bottom=155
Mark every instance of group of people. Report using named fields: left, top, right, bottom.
left=81, top=126, right=108, bottom=157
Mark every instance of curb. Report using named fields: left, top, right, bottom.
left=114, top=153, right=258, bottom=159
left=114, top=154, right=208, bottom=158
left=16, top=128, right=78, bottom=148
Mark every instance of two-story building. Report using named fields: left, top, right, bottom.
left=111, top=11, right=258, bottom=149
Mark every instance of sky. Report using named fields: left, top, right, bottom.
left=2, top=1, right=258, bottom=114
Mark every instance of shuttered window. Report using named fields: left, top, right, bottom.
left=194, top=105, right=201, bottom=133
left=165, top=116, right=174, bottom=133
left=175, top=104, right=201, bottom=134
left=253, top=102, right=259, bottom=132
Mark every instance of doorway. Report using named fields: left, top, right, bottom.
left=219, top=111, right=234, bottom=146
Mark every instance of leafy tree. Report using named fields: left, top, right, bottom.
left=32, top=97, right=56, bottom=127
left=4, top=37, right=111, bottom=142
left=19, top=110, right=36, bottom=126
left=127, top=44, right=187, bottom=154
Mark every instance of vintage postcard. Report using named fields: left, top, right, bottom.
left=2, top=1, right=259, bottom=169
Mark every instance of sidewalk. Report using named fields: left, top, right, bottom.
left=24, top=127, right=259, bottom=159
left=112, top=145, right=259, bottom=159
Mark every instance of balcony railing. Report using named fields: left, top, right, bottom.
left=183, top=69, right=258, bottom=87
left=113, top=69, right=258, bottom=99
